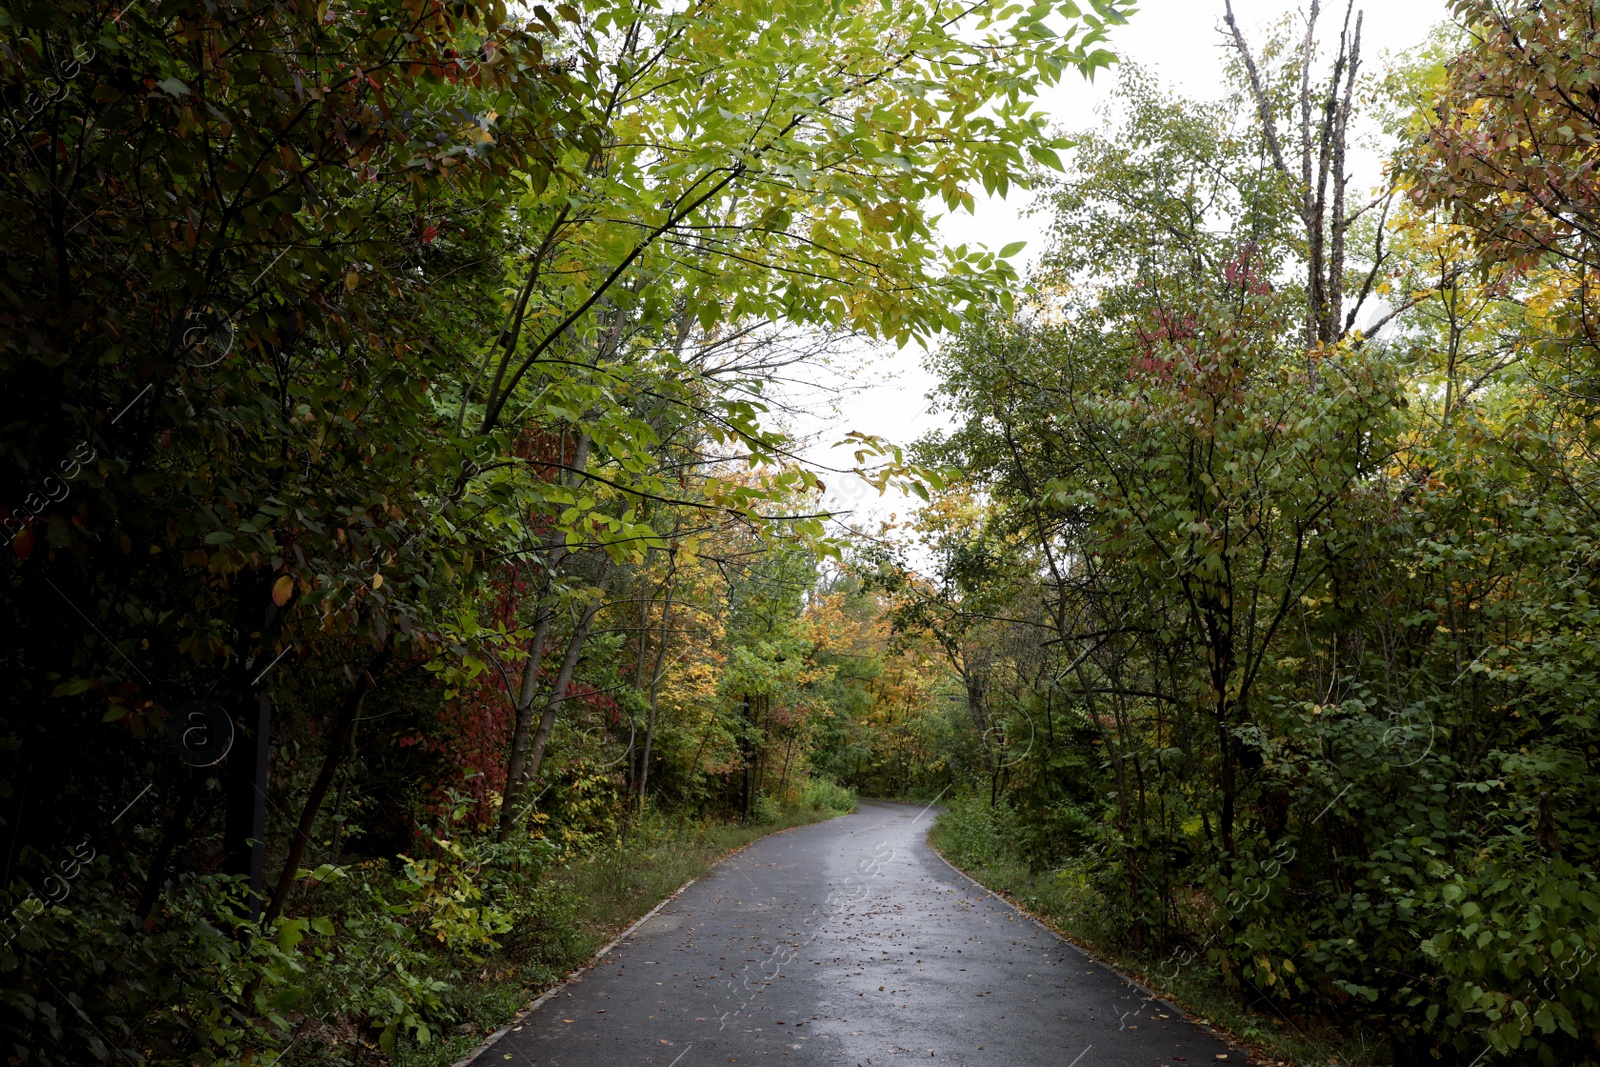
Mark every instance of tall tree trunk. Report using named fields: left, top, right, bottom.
left=1225, top=0, right=1365, bottom=347
left=683, top=705, right=719, bottom=821
left=1327, top=10, right=1362, bottom=337
left=497, top=432, right=590, bottom=841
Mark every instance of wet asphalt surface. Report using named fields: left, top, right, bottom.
left=473, top=800, right=1247, bottom=1067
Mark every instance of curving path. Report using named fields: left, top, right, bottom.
left=467, top=800, right=1246, bottom=1066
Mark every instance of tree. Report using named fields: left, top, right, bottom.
left=1409, top=0, right=1600, bottom=288
left=468, top=0, right=1133, bottom=443
left=1224, top=0, right=1395, bottom=346
left=905, top=19, right=1600, bottom=1061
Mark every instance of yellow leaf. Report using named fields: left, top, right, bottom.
left=345, top=271, right=359, bottom=291
left=272, top=575, right=295, bottom=606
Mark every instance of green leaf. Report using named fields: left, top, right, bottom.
left=1027, top=145, right=1064, bottom=171
left=277, top=917, right=308, bottom=953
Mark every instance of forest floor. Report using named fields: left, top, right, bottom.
left=397, top=803, right=851, bottom=1067
left=925, top=817, right=1392, bottom=1067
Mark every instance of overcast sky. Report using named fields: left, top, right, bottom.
left=774, top=0, right=1453, bottom=540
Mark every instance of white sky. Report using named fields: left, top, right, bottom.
left=777, top=0, right=1452, bottom=542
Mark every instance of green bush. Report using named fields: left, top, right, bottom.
left=749, top=792, right=782, bottom=824
left=799, top=777, right=858, bottom=813
left=930, top=794, right=1009, bottom=870
left=1, top=860, right=304, bottom=1067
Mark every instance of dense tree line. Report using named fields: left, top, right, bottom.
left=893, top=2, right=1600, bottom=1062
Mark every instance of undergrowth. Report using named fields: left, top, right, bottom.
left=385, top=795, right=855, bottom=1067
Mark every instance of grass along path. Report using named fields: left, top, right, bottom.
left=392, top=802, right=853, bottom=1067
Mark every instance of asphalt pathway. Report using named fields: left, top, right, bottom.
left=472, top=800, right=1246, bottom=1067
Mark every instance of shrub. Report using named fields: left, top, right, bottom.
left=799, top=777, right=857, bottom=813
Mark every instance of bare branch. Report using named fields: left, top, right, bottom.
left=1223, top=0, right=1294, bottom=185
left=1352, top=263, right=1468, bottom=344
left=1344, top=187, right=1394, bottom=337
left=1328, top=6, right=1363, bottom=339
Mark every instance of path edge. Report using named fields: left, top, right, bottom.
left=448, top=811, right=853, bottom=1067
left=921, top=833, right=1252, bottom=1062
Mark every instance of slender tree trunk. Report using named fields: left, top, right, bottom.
left=264, top=644, right=391, bottom=924
left=497, top=599, right=556, bottom=842
left=1204, top=601, right=1240, bottom=864
left=497, top=432, right=590, bottom=841
left=137, top=772, right=205, bottom=919
left=637, top=555, right=676, bottom=809
left=777, top=737, right=794, bottom=799
left=513, top=561, right=615, bottom=827
left=633, top=575, right=653, bottom=690
left=1218, top=708, right=1238, bottom=860
left=328, top=769, right=351, bottom=865
left=687, top=708, right=717, bottom=784
left=327, top=705, right=363, bottom=864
